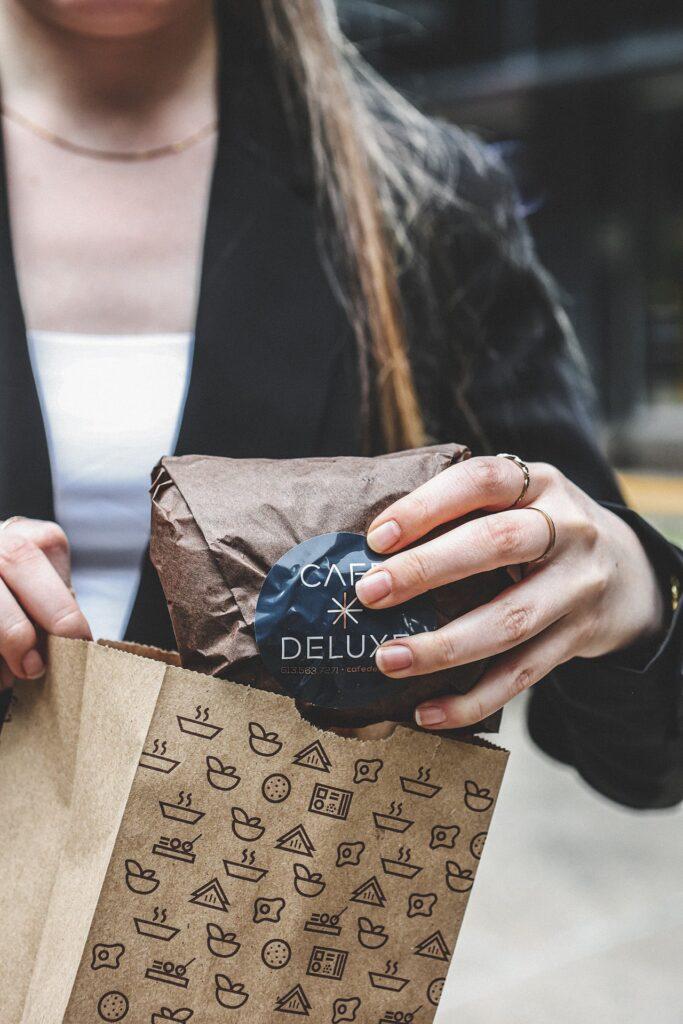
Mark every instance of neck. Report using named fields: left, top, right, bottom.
left=0, top=1, right=218, bottom=144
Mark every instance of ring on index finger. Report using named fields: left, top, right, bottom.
left=497, top=453, right=530, bottom=506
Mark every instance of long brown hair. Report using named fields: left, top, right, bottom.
left=260, top=2, right=583, bottom=455
left=261, top=0, right=431, bottom=452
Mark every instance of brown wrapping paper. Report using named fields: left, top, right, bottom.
left=1, top=637, right=508, bottom=1024
left=150, top=445, right=509, bottom=730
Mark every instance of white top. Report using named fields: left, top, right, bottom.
left=27, top=330, right=194, bottom=641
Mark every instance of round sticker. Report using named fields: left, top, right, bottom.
left=254, top=531, right=436, bottom=709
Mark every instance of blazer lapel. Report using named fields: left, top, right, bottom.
left=175, top=8, right=359, bottom=462
left=126, top=7, right=360, bottom=645
left=0, top=128, right=54, bottom=522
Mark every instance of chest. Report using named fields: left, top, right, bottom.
left=3, top=125, right=215, bottom=333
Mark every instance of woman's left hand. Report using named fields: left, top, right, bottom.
left=355, top=456, right=665, bottom=729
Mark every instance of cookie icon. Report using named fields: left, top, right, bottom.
left=470, top=831, right=487, bottom=859
left=427, top=977, right=445, bottom=1007
left=261, top=939, right=291, bottom=969
left=262, top=773, right=291, bottom=803
left=97, top=990, right=129, bottom=1021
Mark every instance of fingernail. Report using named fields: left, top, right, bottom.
left=356, top=569, right=391, bottom=604
left=415, top=705, right=446, bottom=727
left=21, top=650, right=45, bottom=679
left=376, top=644, right=413, bottom=673
left=367, top=519, right=401, bottom=553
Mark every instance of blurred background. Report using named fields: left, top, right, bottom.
left=338, top=3, right=683, bottom=1021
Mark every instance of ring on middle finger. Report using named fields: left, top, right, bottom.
left=525, top=506, right=557, bottom=565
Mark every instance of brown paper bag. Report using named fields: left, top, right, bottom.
left=1, top=637, right=508, bottom=1024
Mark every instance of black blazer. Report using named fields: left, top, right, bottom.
left=0, top=6, right=680, bottom=809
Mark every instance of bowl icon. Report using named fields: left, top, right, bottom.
left=206, top=756, right=241, bottom=791
left=464, top=780, right=494, bottom=813
left=207, top=923, right=240, bottom=958
left=134, top=917, right=180, bottom=942
left=294, top=863, right=325, bottom=898
left=231, top=807, right=265, bottom=842
left=215, top=974, right=249, bottom=1009
left=125, top=859, right=159, bottom=895
left=357, top=916, right=388, bottom=949
left=176, top=714, right=222, bottom=740
left=445, top=861, right=474, bottom=893
left=248, top=721, right=282, bottom=757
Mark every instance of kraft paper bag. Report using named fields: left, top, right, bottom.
left=48, top=644, right=506, bottom=1024
left=0, top=637, right=169, bottom=1024
left=1, top=637, right=508, bottom=1023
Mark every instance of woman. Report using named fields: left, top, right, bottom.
left=0, top=0, right=680, bottom=809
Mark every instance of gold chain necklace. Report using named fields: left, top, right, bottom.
left=1, top=103, right=218, bottom=162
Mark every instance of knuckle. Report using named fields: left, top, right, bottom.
left=586, top=564, right=609, bottom=601
left=403, top=489, right=433, bottom=526
left=1, top=615, right=35, bottom=652
left=0, top=534, right=39, bottom=570
left=499, top=602, right=532, bottom=644
left=48, top=605, right=84, bottom=637
left=485, top=516, right=521, bottom=558
left=579, top=517, right=600, bottom=550
left=460, top=691, right=487, bottom=726
left=401, top=547, right=433, bottom=592
left=41, top=521, right=69, bottom=554
left=433, top=628, right=459, bottom=669
left=504, top=666, right=533, bottom=701
left=466, top=457, right=503, bottom=495
left=535, top=461, right=559, bottom=485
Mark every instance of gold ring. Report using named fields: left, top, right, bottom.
left=497, top=453, right=530, bottom=506
left=526, top=507, right=556, bottom=565
left=0, top=516, right=22, bottom=532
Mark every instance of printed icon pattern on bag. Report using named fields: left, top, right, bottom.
left=293, top=740, right=332, bottom=772
left=176, top=706, right=222, bottom=740
left=353, top=758, right=383, bottom=784
left=224, top=848, right=269, bottom=883
left=332, top=996, right=361, bottom=1022
left=159, top=791, right=204, bottom=826
left=399, top=767, right=441, bottom=799
left=214, top=974, right=249, bottom=1009
left=139, top=738, right=180, bottom=774
left=134, top=907, right=180, bottom=942
left=306, top=945, right=349, bottom=981
left=372, top=801, right=413, bottom=834
left=91, top=943, right=125, bottom=970
left=368, top=960, right=410, bottom=992
left=308, top=782, right=353, bottom=820
left=304, top=907, right=347, bottom=936
left=70, top=688, right=501, bottom=1024
left=263, top=772, right=292, bottom=802
left=97, top=990, right=129, bottom=1021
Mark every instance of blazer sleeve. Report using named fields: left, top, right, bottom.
left=424, top=144, right=683, bottom=809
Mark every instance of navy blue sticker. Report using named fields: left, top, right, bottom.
left=254, top=532, right=437, bottom=710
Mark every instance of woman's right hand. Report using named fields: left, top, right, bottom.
left=0, top=517, right=91, bottom=687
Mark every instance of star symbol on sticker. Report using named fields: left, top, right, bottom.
left=326, top=591, right=363, bottom=629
